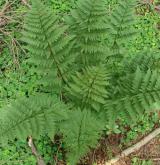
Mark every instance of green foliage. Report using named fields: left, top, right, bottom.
left=0, top=141, right=36, bottom=165
left=132, top=157, right=153, bottom=165
left=66, top=0, right=108, bottom=65
left=0, top=135, right=64, bottom=165
left=128, top=11, right=160, bottom=53
left=121, top=112, right=160, bottom=144
left=105, top=68, right=160, bottom=126
left=1, top=0, right=160, bottom=164
left=106, top=0, right=137, bottom=58
left=66, top=65, right=109, bottom=111
left=123, top=50, right=160, bottom=73
left=0, top=94, right=68, bottom=142
left=60, top=110, right=103, bottom=165
left=22, top=0, right=75, bottom=92
left=42, top=0, right=77, bottom=13
left=34, top=135, right=65, bottom=164
left=0, top=64, right=41, bottom=108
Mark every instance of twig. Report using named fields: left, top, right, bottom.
left=21, top=0, right=31, bottom=8
left=105, top=127, right=160, bottom=165
left=141, top=0, right=154, bottom=4
left=0, top=1, right=10, bottom=16
left=139, top=158, right=160, bottom=161
left=0, top=2, right=11, bottom=27
left=0, top=28, right=25, bottom=68
left=28, top=136, right=46, bottom=165
left=0, top=160, right=24, bottom=165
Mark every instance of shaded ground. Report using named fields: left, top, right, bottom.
left=111, top=137, right=160, bottom=165
left=130, top=137, right=160, bottom=165
left=79, top=134, right=160, bottom=165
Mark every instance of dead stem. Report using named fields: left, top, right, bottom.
left=28, top=136, right=46, bottom=165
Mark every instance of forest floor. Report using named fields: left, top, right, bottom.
left=121, top=137, right=160, bottom=165
left=131, top=137, right=160, bottom=165
left=82, top=129, right=160, bottom=165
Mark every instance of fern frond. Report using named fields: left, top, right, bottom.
left=106, top=0, right=137, bottom=58
left=0, top=94, right=68, bottom=142
left=66, top=0, right=108, bottom=66
left=22, top=0, right=75, bottom=92
left=60, top=110, right=104, bottom=165
left=105, top=69, right=160, bottom=126
left=66, top=65, right=109, bottom=111
left=123, top=50, right=160, bottom=73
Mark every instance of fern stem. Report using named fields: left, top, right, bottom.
left=81, top=70, right=98, bottom=109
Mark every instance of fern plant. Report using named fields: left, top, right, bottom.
left=0, top=0, right=160, bottom=164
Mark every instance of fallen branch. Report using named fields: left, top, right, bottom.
left=105, top=127, right=160, bottom=165
left=28, top=136, right=46, bottom=165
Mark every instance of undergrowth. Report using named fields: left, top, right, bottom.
left=0, top=0, right=160, bottom=165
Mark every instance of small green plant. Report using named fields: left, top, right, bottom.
left=42, top=0, right=77, bottom=13
left=132, top=157, right=153, bottom=165
left=0, top=140, right=36, bottom=165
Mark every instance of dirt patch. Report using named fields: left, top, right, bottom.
left=80, top=132, right=160, bottom=165
left=116, top=137, right=160, bottom=165
left=131, top=137, right=160, bottom=165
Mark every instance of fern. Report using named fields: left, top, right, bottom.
left=22, top=0, right=75, bottom=92
left=0, top=94, right=68, bottom=142
left=105, top=68, right=160, bottom=126
left=1, top=0, right=160, bottom=164
left=66, top=0, right=108, bottom=66
left=60, top=110, right=104, bottom=165
left=65, top=65, right=109, bottom=111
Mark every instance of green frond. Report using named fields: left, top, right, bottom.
left=65, top=65, right=109, bottom=111
left=105, top=69, right=160, bottom=126
left=0, top=94, right=68, bottom=142
left=66, top=0, right=108, bottom=66
left=106, top=0, right=137, bottom=58
left=22, top=0, right=75, bottom=92
left=123, top=50, right=160, bottom=73
left=60, top=110, right=104, bottom=165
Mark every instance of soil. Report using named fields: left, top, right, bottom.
left=130, top=137, right=160, bottom=165
left=104, top=136, right=160, bottom=165
left=81, top=133, right=160, bottom=165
